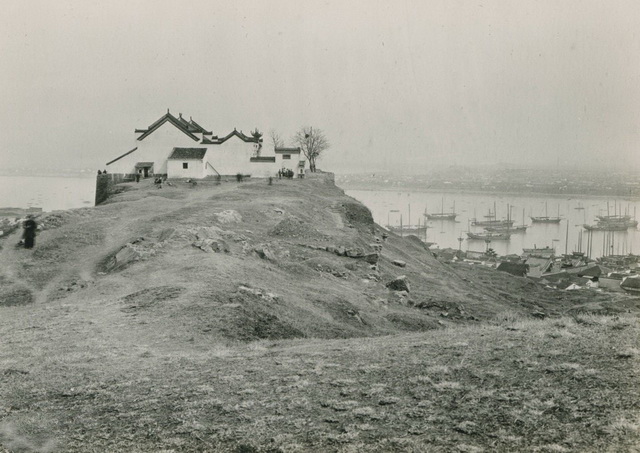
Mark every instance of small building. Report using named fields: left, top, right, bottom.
left=497, top=262, right=529, bottom=277
left=621, top=276, right=640, bottom=293
left=167, top=148, right=213, bottom=179
left=275, top=147, right=305, bottom=174
left=525, top=256, right=554, bottom=278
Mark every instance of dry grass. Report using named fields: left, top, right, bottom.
left=0, top=313, right=638, bottom=452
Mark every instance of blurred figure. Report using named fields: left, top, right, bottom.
left=23, top=215, right=37, bottom=249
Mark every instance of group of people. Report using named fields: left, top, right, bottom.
left=277, top=168, right=296, bottom=179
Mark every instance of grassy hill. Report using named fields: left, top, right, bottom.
left=0, top=173, right=639, bottom=452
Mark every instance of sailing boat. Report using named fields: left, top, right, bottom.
left=386, top=204, right=428, bottom=235
left=425, top=197, right=457, bottom=221
left=530, top=202, right=561, bottom=224
left=471, top=202, right=514, bottom=227
left=485, top=206, right=528, bottom=233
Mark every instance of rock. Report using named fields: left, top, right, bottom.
left=214, top=210, right=242, bottom=224
left=392, top=260, right=407, bottom=268
left=115, top=245, right=140, bottom=266
left=344, top=262, right=357, bottom=271
left=274, top=208, right=285, bottom=214
left=336, top=247, right=347, bottom=256
left=346, top=248, right=364, bottom=258
left=254, top=245, right=276, bottom=261
left=454, top=421, right=478, bottom=435
left=217, top=239, right=230, bottom=253
left=370, top=243, right=383, bottom=252
left=386, top=275, right=410, bottom=292
left=362, top=253, right=379, bottom=264
left=196, top=226, right=224, bottom=240
left=158, top=228, right=175, bottom=242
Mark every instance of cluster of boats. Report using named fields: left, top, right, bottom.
left=385, top=198, right=638, bottom=248
left=466, top=203, right=528, bottom=241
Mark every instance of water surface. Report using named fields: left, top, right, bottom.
left=0, top=176, right=96, bottom=212
left=346, top=189, right=640, bottom=259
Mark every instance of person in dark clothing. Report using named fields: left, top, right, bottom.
left=23, top=215, right=37, bottom=249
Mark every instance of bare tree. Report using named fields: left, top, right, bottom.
left=293, top=126, right=329, bottom=172
left=269, top=129, right=285, bottom=149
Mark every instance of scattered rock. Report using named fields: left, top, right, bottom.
left=192, top=238, right=230, bottom=253
left=386, top=275, right=410, bottom=292
left=274, top=208, right=285, bottom=214
left=392, top=260, right=407, bottom=268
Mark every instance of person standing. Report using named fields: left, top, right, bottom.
left=23, top=215, right=37, bottom=249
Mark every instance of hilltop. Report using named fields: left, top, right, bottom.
left=0, top=173, right=639, bottom=452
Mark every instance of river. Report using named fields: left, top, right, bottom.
left=345, top=189, right=640, bottom=259
left=0, top=175, right=96, bottom=212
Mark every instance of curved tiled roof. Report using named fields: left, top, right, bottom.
left=202, top=129, right=262, bottom=145
left=135, top=112, right=212, bottom=142
left=275, top=147, right=301, bottom=153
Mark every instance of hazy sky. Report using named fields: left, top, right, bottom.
left=1, top=0, right=638, bottom=173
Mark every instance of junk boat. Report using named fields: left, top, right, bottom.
left=466, top=231, right=511, bottom=241
left=531, top=202, right=561, bottom=224
left=425, top=198, right=457, bottom=221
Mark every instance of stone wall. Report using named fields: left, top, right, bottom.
left=95, top=173, right=129, bottom=205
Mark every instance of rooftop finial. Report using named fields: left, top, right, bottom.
left=167, top=108, right=170, bottom=114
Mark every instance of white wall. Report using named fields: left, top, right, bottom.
left=107, top=122, right=201, bottom=175
left=167, top=159, right=206, bottom=179
left=207, top=138, right=277, bottom=177
left=107, top=123, right=282, bottom=178
left=276, top=152, right=302, bottom=172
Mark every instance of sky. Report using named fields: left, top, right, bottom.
left=0, top=0, right=638, bottom=174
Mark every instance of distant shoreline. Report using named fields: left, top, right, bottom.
left=0, top=173, right=96, bottom=179
left=338, top=184, right=640, bottom=202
